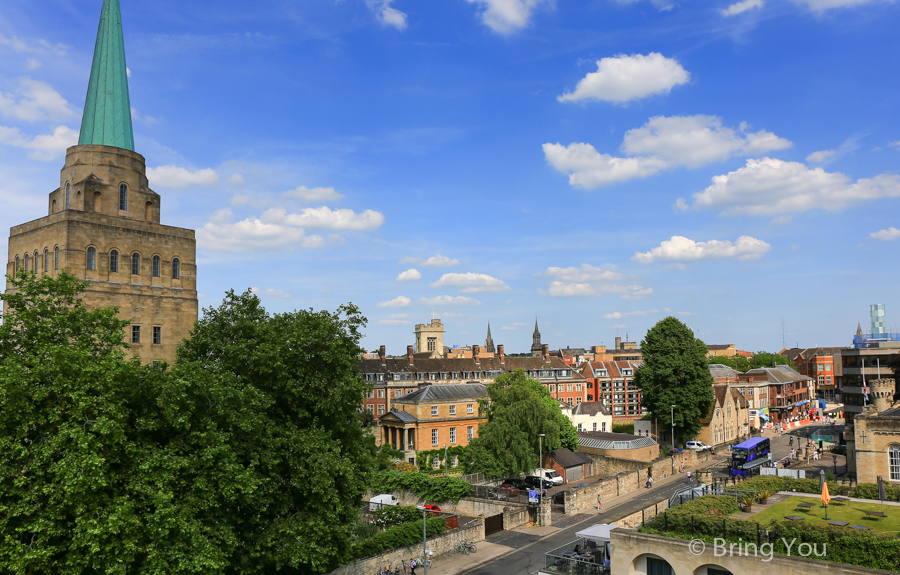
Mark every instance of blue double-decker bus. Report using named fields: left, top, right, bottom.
left=730, top=437, right=771, bottom=476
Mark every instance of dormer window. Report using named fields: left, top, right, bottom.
left=622, top=368, right=633, bottom=376
left=597, top=369, right=608, bottom=377
left=119, top=183, right=128, bottom=211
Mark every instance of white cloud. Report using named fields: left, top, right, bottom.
left=26, top=58, right=41, bottom=69
left=805, top=137, right=860, bottom=165
left=227, top=174, right=246, bottom=186
left=0, top=78, right=75, bottom=122
left=378, top=313, right=411, bottom=325
left=396, top=268, right=422, bottom=282
left=262, top=207, right=384, bottom=230
left=430, top=272, right=510, bottom=293
left=466, top=0, right=552, bottom=34
left=613, top=0, right=675, bottom=10
left=633, top=235, right=772, bottom=263
left=0, top=124, right=78, bottom=160
left=544, top=115, right=791, bottom=189
left=541, top=264, right=624, bottom=282
left=543, top=281, right=652, bottom=299
left=147, top=165, right=219, bottom=188
left=790, top=0, right=888, bottom=11
left=557, top=53, right=690, bottom=104
left=197, top=208, right=347, bottom=251
left=419, top=295, right=481, bottom=306
left=501, top=322, right=528, bottom=330
left=250, top=287, right=291, bottom=299
left=806, top=149, right=835, bottom=164
left=721, top=0, right=764, bottom=16
left=602, top=308, right=670, bottom=319
left=870, top=227, right=900, bottom=241
left=0, top=33, right=68, bottom=56
left=282, top=185, right=344, bottom=203
left=367, top=0, right=408, bottom=30
left=682, top=157, right=900, bottom=216
left=378, top=296, right=412, bottom=308
left=400, top=254, right=459, bottom=267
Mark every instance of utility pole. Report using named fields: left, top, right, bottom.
left=671, top=405, right=676, bottom=452
left=538, top=433, right=545, bottom=526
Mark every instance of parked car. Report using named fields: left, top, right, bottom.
left=423, top=504, right=442, bottom=515
left=528, top=468, right=564, bottom=485
left=500, top=478, right=530, bottom=491
left=524, top=476, right=554, bottom=489
left=686, top=440, right=713, bottom=452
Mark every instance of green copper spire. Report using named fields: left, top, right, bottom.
left=78, top=0, right=135, bottom=151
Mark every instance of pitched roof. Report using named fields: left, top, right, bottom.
left=573, top=402, right=610, bottom=416
left=707, top=344, right=735, bottom=351
left=383, top=409, right=418, bottom=422
left=547, top=447, right=593, bottom=468
left=394, top=383, right=487, bottom=403
left=743, top=365, right=812, bottom=383
left=709, top=364, right=741, bottom=381
left=577, top=431, right=657, bottom=450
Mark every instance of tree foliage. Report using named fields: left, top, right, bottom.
left=0, top=274, right=373, bottom=574
left=712, top=352, right=794, bottom=372
left=463, top=370, right=578, bottom=477
left=634, top=317, right=715, bottom=443
left=370, top=470, right=473, bottom=502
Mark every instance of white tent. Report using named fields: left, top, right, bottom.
left=575, top=523, right=619, bottom=542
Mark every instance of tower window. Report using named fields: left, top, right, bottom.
left=44, top=249, right=48, bottom=272
left=131, top=253, right=140, bottom=275
left=119, top=183, right=128, bottom=211
left=15, top=256, right=19, bottom=273
left=86, top=247, right=97, bottom=271
left=172, top=258, right=180, bottom=279
left=152, top=255, right=161, bottom=277
left=152, top=326, right=161, bottom=345
left=23, top=253, right=29, bottom=273
left=131, top=325, right=141, bottom=344
left=110, top=250, right=119, bottom=273
left=65, top=183, right=70, bottom=210
left=54, top=247, right=59, bottom=270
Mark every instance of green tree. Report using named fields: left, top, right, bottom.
left=463, top=370, right=578, bottom=477
left=712, top=352, right=795, bottom=372
left=635, top=317, right=715, bottom=443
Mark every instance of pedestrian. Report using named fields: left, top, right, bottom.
left=646, top=476, right=653, bottom=489
left=790, top=448, right=795, bottom=460
left=789, top=436, right=793, bottom=447
left=686, top=470, right=692, bottom=483
left=409, top=559, right=417, bottom=575
left=680, top=462, right=685, bottom=474
left=597, top=494, right=603, bottom=511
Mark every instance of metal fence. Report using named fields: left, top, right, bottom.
left=543, top=540, right=609, bottom=575
left=668, top=480, right=758, bottom=510
left=459, top=472, right=502, bottom=486
left=471, top=485, right=537, bottom=505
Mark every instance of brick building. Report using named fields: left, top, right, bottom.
left=737, top=366, right=812, bottom=425
left=580, top=360, right=646, bottom=420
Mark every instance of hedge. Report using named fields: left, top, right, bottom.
left=350, top=517, right=447, bottom=560
left=371, top=470, right=473, bottom=502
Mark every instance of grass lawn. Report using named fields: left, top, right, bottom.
left=746, top=496, right=900, bottom=534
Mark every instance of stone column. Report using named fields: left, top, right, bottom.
left=538, top=500, right=552, bottom=526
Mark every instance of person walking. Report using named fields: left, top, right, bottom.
left=409, top=559, right=418, bottom=575
left=686, top=470, right=692, bottom=483
left=597, top=494, right=603, bottom=511
left=789, top=436, right=793, bottom=447
left=680, top=462, right=685, bottom=474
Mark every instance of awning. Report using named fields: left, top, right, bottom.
left=795, top=400, right=808, bottom=406
left=575, top=524, right=620, bottom=542
left=759, top=413, right=769, bottom=421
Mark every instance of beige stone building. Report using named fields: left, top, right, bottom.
left=698, top=384, right=748, bottom=446
left=846, top=379, right=900, bottom=484
left=4, top=1, right=197, bottom=365
left=414, top=318, right=445, bottom=357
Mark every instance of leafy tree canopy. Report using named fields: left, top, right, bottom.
left=463, top=369, right=578, bottom=477
left=634, top=317, right=715, bottom=442
left=712, top=352, right=794, bottom=372
left=0, top=274, right=373, bottom=574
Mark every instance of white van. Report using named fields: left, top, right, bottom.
left=369, top=494, right=399, bottom=511
left=528, top=468, right=563, bottom=486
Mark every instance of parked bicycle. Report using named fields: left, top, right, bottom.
left=461, top=540, right=477, bottom=554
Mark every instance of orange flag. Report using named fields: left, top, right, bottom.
left=821, top=481, right=831, bottom=506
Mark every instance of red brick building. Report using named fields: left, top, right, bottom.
left=580, top=360, right=646, bottom=420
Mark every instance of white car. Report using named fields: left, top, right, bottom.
left=685, top=440, right=713, bottom=452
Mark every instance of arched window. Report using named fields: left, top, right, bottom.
left=44, top=249, right=49, bottom=272
left=152, top=255, right=161, bottom=277
left=65, top=182, right=70, bottom=210
left=119, top=183, right=128, bottom=211
left=86, top=247, right=97, bottom=271
left=131, top=253, right=141, bottom=275
left=23, top=253, right=29, bottom=273
left=890, top=445, right=900, bottom=481
left=34, top=251, right=38, bottom=273
left=109, top=250, right=119, bottom=273
left=15, top=256, right=19, bottom=273
left=172, top=258, right=181, bottom=279
left=54, top=247, right=59, bottom=270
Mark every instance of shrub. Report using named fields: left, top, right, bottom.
left=374, top=505, right=424, bottom=528
left=612, top=422, right=634, bottom=435
left=371, top=470, right=473, bottom=502
left=349, top=517, right=446, bottom=560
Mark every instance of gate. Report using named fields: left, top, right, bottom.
left=485, top=513, right=504, bottom=536
left=565, top=466, right=583, bottom=483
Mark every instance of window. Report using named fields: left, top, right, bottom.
left=592, top=423, right=597, bottom=431
left=433, top=456, right=440, bottom=469
left=119, top=183, right=128, bottom=211
left=152, top=326, right=161, bottom=345
left=377, top=389, right=384, bottom=398
left=890, top=445, right=900, bottom=481
left=576, top=397, right=582, bottom=404
left=597, top=370, right=607, bottom=377
left=431, top=406, right=438, bottom=417
left=65, top=183, right=70, bottom=209
left=34, top=252, right=38, bottom=272
left=131, top=253, right=140, bottom=275
left=549, top=384, right=556, bottom=392
left=44, top=249, right=48, bottom=272
left=367, top=390, right=374, bottom=399
left=450, top=427, right=457, bottom=443
left=577, top=423, right=583, bottom=431
left=377, top=405, right=385, bottom=415
left=567, top=384, right=573, bottom=392
left=826, top=376, right=832, bottom=385
left=576, top=384, right=582, bottom=391
left=54, top=247, right=59, bottom=270
left=15, top=256, right=19, bottom=273
left=449, top=405, right=456, bottom=415
left=602, top=422, right=607, bottom=432
left=86, top=247, right=97, bottom=270
left=467, top=404, right=474, bottom=414
left=152, top=255, right=161, bottom=277
left=432, top=429, right=438, bottom=446
left=131, top=325, right=141, bottom=344
left=23, top=253, right=29, bottom=272
left=467, top=426, right=474, bottom=440
left=366, top=404, right=374, bottom=413
left=109, top=250, right=119, bottom=273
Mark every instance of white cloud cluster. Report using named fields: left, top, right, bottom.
left=378, top=296, right=412, bottom=308
left=420, top=295, right=481, bottom=306
left=264, top=207, right=384, bottom=230
left=147, top=166, right=219, bottom=188
left=378, top=313, right=411, bottom=325
left=501, top=322, right=529, bottom=331
left=542, top=264, right=625, bottom=282
left=633, top=235, right=772, bottom=264
left=603, top=308, right=670, bottom=319
left=430, top=272, right=510, bottom=293
left=544, top=115, right=791, bottom=189
left=367, top=0, right=408, bottom=30
left=466, top=0, right=551, bottom=34
left=400, top=254, right=459, bottom=267
left=791, top=0, right=886, bottom=12
left=396, top=268, right=422, bottom=282
left=721, top=0, right=764, bottom=16
left=0, top=33, right=68, bottom=56
left=251, top=287, right=291, bottom=299
left=805, top=137, right=859, bottom=166
left=539, top=264, right=649, bottom=299
left=282, top=185, right=344, bottom=203
left=0, top=124, right=78, bottom=160
left=871, top=227, right=900, bottom=241
left=558, top=53, right=690, bottom=104
left=0, top=78, right=75, bottom=122
left=613, top=0, right=675, bottom=10
left=680, top=157, right=900, bottom=216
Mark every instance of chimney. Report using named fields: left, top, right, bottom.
left=498, top=344, right=505, bottom=364
left=615, top=336, right=622, bottom=350
left=407, top=345, right=414, bottom=366
left=542, top=344, right=549, bottom=363
left=473, top=344, right=480, bottom=365
left=379, top=345, right=386, bottom=366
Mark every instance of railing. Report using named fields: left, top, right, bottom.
left=543, top=541, right=608, bottom=575
left=471, top=485, right=535, bottom=504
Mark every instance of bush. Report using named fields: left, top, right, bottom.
left=371, top=470, right=473, bottom=502
left=374, top=505, right=424, bottom=528
left=612, top=422, right=634, bottom=435
left=350, top=517, right=446, bottom=560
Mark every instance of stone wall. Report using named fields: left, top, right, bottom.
left=606, top=498, right=668, bottom=529
left=328, top=517, right=484, bottom=575
left=365, top=491, right=536, bottom=530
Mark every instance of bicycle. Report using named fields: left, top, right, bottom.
left=462, top=540, right=477, bottom=554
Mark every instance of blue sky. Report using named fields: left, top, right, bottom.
left=2, top=0, right=900, bottom=354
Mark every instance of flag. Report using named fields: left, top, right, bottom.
left=821, top=480, right=831, bottom=507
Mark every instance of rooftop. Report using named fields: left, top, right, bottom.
left=577, top=431, right=657, bottom=450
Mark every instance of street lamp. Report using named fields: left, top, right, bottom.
left=538, top=433, right=545, bottom=526
left=671, top=405, right=676, bottom=452
left=416, top=505, right=428, bottom=575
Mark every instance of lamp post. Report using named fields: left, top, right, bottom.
left=671, top=405, right=676, bottom=452
left=416, top=505, right=428, bottom=575
left=538, top=433, right=545, bottom=526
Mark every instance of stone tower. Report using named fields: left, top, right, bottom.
left=414, top=319, right=445, bottom=357
left=870, top=378, right=896, bottom=413
left=531, top=318, right=542, bottom=357
left=484, top=321, right=495, bottom=354
left=4, top=0, right=198, bottom=365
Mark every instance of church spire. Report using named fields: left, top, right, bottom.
left=485, top=322, right=495, bottom=353
left=531, top=317, right=542, bottom=356
left=79, top=0, right=135, bottom=151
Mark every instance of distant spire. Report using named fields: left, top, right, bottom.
left=856, top=322, right=863, bottom=336
left=79, top=0, right=135, bottom=151
left=531, top=317, right=542, bottom=356
left=484, top=322, right=495, bottom=353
